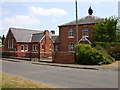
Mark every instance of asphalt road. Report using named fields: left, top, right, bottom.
left=2, top=60, right=118, bottom=88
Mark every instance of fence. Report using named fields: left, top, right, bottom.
left=2, top=51, right=53, bottom=62
left=2, top=51, right=76, bottom=63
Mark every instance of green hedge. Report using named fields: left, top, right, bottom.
left=94, top=42, right=120, bottom=49
left=75, top=44, right=113, bottom=65
left=107, top=46, right=120, bottom=60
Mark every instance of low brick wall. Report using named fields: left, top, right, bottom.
left=52, top=52, right=75, bottom=64
left=0, top=47, right=2, bottom=52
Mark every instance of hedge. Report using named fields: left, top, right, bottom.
left=94, top=42, right=120, bottom=49
left=75, top=44, right=114, bottom=65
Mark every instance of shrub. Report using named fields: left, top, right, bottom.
left=107, top=46, right=120, bottom=60
left=75, top=44, right=113, bottom=65
left=94, top=42, right=120, bottom=49
left=94, top=45, right=115, bottom=62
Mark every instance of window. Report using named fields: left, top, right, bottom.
left=55, top=46, right=58, bottom=51
left=12, top=39, right=13, bottom=48
left=35, top=45, right=37, bottom=51
left=68, top=42, right=74, bottom=51
left=42, top=43, right=44, bottom=50
left=50, top=43, right=52, bottom=50
left=21, top=45, right=24, bottom=52
left=25, top=45, right=28, bottom=52
left=32, top=45, right=35, bottom=51
left=9, top=40, right=11, bottom=48
left=68, top=29, right=74, bottom=38
left=82, top=28, right=88, bottom=37
left=8, top=40, right=9, bottom=48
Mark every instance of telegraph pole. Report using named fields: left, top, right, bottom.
left=75, top=0, right=78, bottom=49
left=75, top=0, right=79, bottom=62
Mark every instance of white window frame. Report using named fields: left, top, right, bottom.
left=68, top=42, right=74, bottom=52
left=21, top=45, right=24, bottom=52
left=82, top=28, right=88, bottom=37
left=68, top=29, right=74, bottom=38
left=32, top=45, right=35, bottom=51
left=50, top=43, right=52, bottom=50
left=42, top=43, right=44, bottom=50
left=25, top=45, right=28, bottom=52
left=35, top=45, right=37, bottom=51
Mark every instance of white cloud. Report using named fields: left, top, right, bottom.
left=3, top=15, right=40, bottom=26
left=0, top=15, right=40, bottom=35
left=30, top=6, right=68, bottom=17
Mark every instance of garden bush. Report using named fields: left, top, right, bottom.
left=75, top=44, right=113, bottom=65
left=107, top=46, right=120, bottom=60
left=94, top=42, right=120, bottom=49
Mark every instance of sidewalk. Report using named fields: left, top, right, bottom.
left=2, top=58, right=119, bottom=71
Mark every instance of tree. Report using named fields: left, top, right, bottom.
left=92, top=17, right=118, bottom=42
left=2, top=35, right=5, bottom=45
left=0, top=35, right=1, bottom=40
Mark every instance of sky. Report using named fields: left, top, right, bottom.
left=0, top=0, right=120, bottom=36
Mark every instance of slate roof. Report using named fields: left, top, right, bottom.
left=51, top=36, right=60, bottom=43
left=59, top=15, right=102, bottom=26
left=31, top=33, right=44, bottom=43
left=10, top=27, right=43, bottom=43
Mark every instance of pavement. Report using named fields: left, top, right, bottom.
left=1, top=57, right=119, bottom=71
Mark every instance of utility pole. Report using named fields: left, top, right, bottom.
left=75, top=0, right=78, bottom=49
left=75, top=0, right=79, bottom=63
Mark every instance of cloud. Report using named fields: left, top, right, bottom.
left=0, top=15, right=40, bottom=35
left=3, top=15, right=40, bottom=26
left=30, top=6, right=68, bottom=17
left=0, top=6, right=68, bottom=35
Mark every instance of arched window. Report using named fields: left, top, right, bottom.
left=82, top=28, right=88, bottom=37
left=68, top=42, right=74, bottom=51
left=68, top=29, right=74, bottom=38
left=42, top=43, right=44, bottom=50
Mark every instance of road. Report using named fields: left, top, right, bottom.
left=1, top=60, right=118, bottom=88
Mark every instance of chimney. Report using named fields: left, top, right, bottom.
left=44, top=30, right=49, bottom=35
left=51, top=30, right=55, bottom=34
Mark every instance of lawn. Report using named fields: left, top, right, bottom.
left=1, top=73, right=55, bottom=88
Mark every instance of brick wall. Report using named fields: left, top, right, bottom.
left=3, top=29, right=54, bottom=58
left=4, top=30, right=17, bottom=51
left=59, top=24, right=94, bottom=52
left=52, top=52, right=75, bottom=64
left=40, top=34, right=54, bottom=57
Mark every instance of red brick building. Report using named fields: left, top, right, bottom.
left=58, top=15, right=102, bottom=52
left=3, top=27, right=58, bottom=58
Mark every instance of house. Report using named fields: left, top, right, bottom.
left=58, top=8, right=102, bottom=52
left=3, top=27, right=57, bottom=58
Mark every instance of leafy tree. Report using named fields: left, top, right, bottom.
left=2, top=35, right=5, bottom=45
left=0, top=35, right=1, bottom=40
left=92, top=17, right=118, bottom=42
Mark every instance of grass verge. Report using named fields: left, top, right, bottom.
left=1, top=73, right=55, bottom=88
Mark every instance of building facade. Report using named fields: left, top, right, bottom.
left=3, top=27, right=58, bottom=58
left=58, top=15, right=102, bottom=52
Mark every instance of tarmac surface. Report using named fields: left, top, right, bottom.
left=2, top=59, right=118, bottom=88
left=1, top=57, right=119, bottom=72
